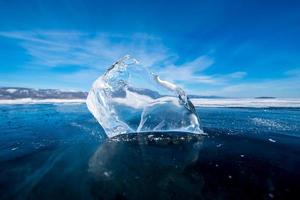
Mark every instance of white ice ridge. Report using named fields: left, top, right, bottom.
left=190, top=98, right=300, bottom=108
left=1, top=97, right=300, bottom=108
left=86, top=55, right=203, bottom=138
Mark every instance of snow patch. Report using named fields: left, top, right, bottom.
left=6, top=89, right=17, bottom=93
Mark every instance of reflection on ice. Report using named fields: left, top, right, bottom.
left=88, top=132, right=204, bottom=199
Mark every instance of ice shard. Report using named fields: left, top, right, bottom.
left=86, top=55, right=203, bottom=138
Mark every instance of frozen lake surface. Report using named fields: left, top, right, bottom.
left=0, top=104, right=299, bottom=199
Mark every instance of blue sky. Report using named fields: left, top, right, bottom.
left=0, top=0, right=300, bottom=97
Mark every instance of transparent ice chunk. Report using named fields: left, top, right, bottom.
left=86, top=55, right=203, bottom=138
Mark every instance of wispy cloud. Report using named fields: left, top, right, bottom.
left=157, top=56, right=246, bottom=86
left=0, top=31, right=246, bottom=87
left=9, top=30, right=299, bottom=97
left=197, top=69, right=300, bottom=97
left=0, top=31, right=170, bottom=70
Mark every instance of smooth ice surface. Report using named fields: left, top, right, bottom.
left=86, top=55, right=203, bottom=137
